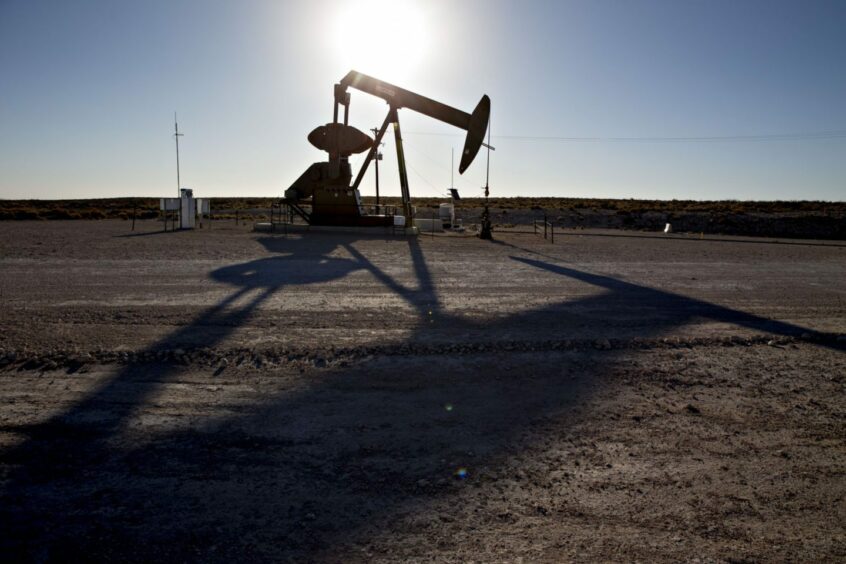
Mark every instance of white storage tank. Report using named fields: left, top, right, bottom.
left=439, top=203, right=455, bottom=228
left=179, top=188, right=196, bottom=229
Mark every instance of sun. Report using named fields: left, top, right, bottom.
left=332, top=0, right=428, bottom=82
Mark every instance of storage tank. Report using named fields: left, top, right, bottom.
left=439, top=203, right=455, bottom=228
left=179, top=188, right=196, bottom=229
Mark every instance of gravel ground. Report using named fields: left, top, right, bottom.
left=0, top=219, right=844, bottom=562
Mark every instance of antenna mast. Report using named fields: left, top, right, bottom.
left=174, top=112, right=184, bottom=197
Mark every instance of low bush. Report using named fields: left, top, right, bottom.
left=1, top=196, right=843, bottom=223
left=44, top=209, right=81, bottom=220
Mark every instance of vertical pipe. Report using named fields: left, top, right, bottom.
left=369, top=126, right=382, bottom=212
left=375, top=148, right=380, bottom=211
left=479, top=113, right=492, bottom=240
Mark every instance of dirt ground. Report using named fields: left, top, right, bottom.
left=0, top=220, right=844, bottom=562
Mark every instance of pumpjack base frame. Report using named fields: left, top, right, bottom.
left=275, top=198, right=398, bottom=228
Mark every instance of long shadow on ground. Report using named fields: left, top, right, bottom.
left=0, top=234, right=839, bottom=561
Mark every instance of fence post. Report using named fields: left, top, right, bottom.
left=551, top=223, right=554, bottom=243
left=544, top=214, right=548, bottom=239
left=236, top=210, right=239, bottom=226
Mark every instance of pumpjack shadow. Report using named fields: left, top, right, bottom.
left=0, top=232, right=840, bottom=561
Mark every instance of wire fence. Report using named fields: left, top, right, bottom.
left=533, top=216, right=554, bottom=243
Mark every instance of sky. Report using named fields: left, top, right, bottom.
left=1, top=0, right=844, bottom=201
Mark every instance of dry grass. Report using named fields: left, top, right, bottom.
left=2, top=196, right=843, bottom=221
left=0, top=198, right=157, bottom=221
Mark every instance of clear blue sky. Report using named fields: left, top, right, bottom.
left=1, top=0, right=844, bottom=201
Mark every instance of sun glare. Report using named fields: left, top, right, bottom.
left=333, top=0, right=428, bottom=82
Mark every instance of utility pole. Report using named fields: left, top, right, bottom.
left=174, top=112, right=184, bottom=198
left=370, top=127, right=383, bottom=211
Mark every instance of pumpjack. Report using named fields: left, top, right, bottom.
left=283, top=70, right=490, bottom=227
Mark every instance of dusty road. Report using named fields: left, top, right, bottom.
left=0, top=220, right=844, bottom=562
